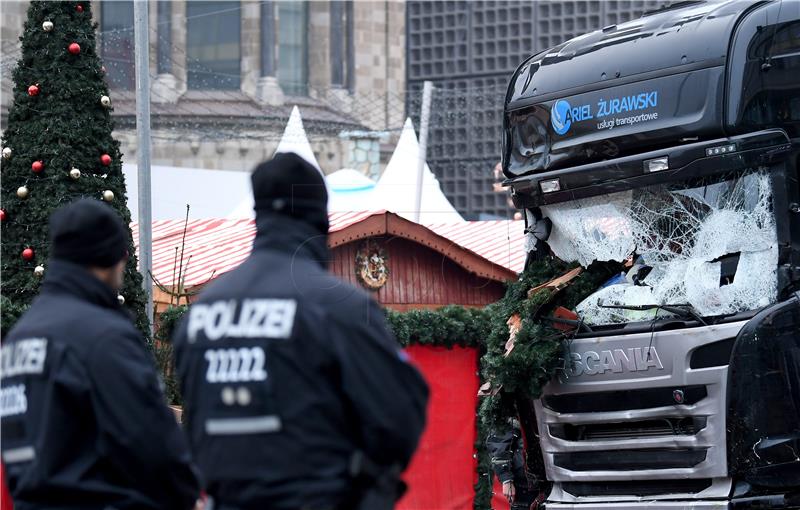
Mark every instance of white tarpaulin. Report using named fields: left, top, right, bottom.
left=371, top=118, right=463, bottom=223
left=123, top=164, right=251, bottom=220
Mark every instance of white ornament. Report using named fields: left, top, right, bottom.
left=69, top=167, right=81, bottom=180
left=117, top=294, right=125, bottom=305
left=102, top=190, right=114, bottom=202
left=2, top=147, right=11, bottom=159
left=34, top=265, right=45, bottom=277
left=17, top=186, right=29, bottom=199
left=42, top=21, right=54, bottom=32
left=100, top=95, right=111, bottom=107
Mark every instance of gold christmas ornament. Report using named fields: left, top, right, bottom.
left=117, top=294, right=125, bottom=305
left=2, top=147, right=11, bottom=159
left=100, top=95, right=111, bottom=107
left=42, top=21, right=54, bottom=32
left=102, top=190, right=114, bottom=202
left=34, top=265, right=45, bottom=277
left=17, top=185, right=29, bottom=199
left=69, top=167, right=81, bottom=180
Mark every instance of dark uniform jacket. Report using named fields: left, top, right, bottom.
left=173, top=215, right=429, bottom=510
left=486, top=426, right=527, bottom=485
left=1, top=260, right=200, bottom=510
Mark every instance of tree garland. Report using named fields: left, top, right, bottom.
left=478, top=258, right=621, bottom=433
left=1, top=295, right=28, bottom=338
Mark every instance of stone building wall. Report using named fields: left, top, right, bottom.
left=1, top=0, right=406, bottom=176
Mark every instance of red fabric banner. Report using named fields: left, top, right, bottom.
left=398, top=345, right=479, bottom=510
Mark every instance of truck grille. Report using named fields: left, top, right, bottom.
left=554, top=448, right=708, bottom=471
left=561, top=479, right=713, bottom=497
left=538, top=322, right=743, bottom=497
left=542, top=385, right=707, bottom=413
left=550, top=417, right=707, bottom=440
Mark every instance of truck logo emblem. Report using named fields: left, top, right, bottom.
left=551, top=99, right=572, bottom=135
left=673, top=389, right=685, bottom=404
left=564, top=347, right=664, bottom=377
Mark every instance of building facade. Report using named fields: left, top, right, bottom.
left=406, top=0, right=662, bottom=219
left=1, top=0, right=406, bottom=176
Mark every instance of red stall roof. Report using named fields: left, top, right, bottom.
left=133, top=211, right=525, bottom=288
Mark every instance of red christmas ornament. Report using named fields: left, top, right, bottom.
left=68, top=42, right=81, bottom=55
left=28, top=84, right=39, bottom=96
left=31, top=160, right=44, bottom=173
left=22, top=248, right=35, bottom=261
left=76, top=4, right=84, bottom=12
left=100, top=154, right=112, bottom=166
left=0, top=209, right=6, bottom=222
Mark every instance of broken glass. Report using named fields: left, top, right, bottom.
left=536, top=169, right=778, bottom=325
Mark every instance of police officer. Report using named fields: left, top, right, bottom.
left=172, top=152, right=429, bottom=510
left=1, top=199, right=201, bottom=509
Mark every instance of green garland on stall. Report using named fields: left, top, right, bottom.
left=386, top=305, right=491, bottom=348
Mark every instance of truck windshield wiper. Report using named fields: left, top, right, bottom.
left=597, top=300, right=707, bottom=326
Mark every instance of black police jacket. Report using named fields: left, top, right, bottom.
left=486, top=426, right=526, bottom=485
left=173, top=215, right=429, bottom=510
left=1, top=260, right=201, bottom=510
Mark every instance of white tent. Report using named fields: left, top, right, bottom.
left=326, top=168, right=377, bottom=213
left=123, top=164, right=252, bottom=220
left=226, top=105, right=329, bottom=218
left=371, top=118, right=463, bottom=223
left=274, top=105, right=322, bottom=171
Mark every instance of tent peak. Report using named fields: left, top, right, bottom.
left=274, top=105, right=322, bottom=171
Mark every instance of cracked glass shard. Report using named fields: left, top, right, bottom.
left=537, top=170, right=778, bottom=325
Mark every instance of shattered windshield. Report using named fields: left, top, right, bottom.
left=539, top=169, right=778, bottom=325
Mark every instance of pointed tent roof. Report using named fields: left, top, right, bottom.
left=226, top=106, right=327, bottom=218
left=372, top=118, right=463, bottom=223
left=274, top=105, right=322, bottom=171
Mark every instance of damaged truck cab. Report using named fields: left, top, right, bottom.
left=502, top=0, right=800, bottom=508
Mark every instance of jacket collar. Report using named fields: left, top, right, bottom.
left=252, top=214, right=330, bottom=269
left=41, top=259, right=122, bottom=311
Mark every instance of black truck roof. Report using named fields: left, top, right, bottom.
left=507, top=0, right=765, bottom=110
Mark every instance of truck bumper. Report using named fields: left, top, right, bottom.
left=544, top=502, right=729, bottom=509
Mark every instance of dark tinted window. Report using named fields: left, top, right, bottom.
left=186, top=1, right=241, bottom=90
left=277, top=1, right=308, bottom=96
left=100, top=0, right=135, bottom=90
left=738, top=20, right=800, bottom=137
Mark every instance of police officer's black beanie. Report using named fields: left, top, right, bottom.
left=49, top=199, right=128, bottom=268
left=251, top=152, right=329, bottom=234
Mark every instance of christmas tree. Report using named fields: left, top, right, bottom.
left=1, top=1, right=149, bottom=337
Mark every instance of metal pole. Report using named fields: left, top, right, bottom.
left=414, top=81, right=433, bottom=223
left=134, top=0, right=154, bottom=334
